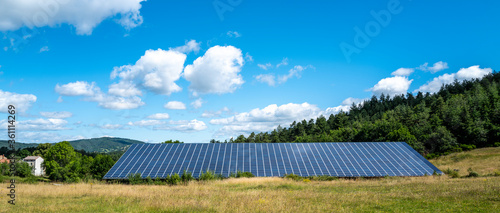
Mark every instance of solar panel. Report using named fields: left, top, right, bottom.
left=103, top=142, right=442, bottom=179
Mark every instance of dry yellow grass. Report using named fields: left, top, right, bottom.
left=430, top=147, right=500, bottom=176
left=1, top=147, right=499, bottom=212
left=1, top=176, right=499, bottom=212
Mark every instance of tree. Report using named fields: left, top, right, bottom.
left=17, top=149, right=31, bottom=158
left=16, top=161, right=33, bottom=177
left=91, top=154, right=115, bottom=180
left=44, top=141, right=79, bottom=181
left=32, top=143, right=52, bottom=158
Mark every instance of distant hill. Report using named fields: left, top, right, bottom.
left=0, top=137, right=145, bottom=153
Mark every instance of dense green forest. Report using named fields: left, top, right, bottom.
left=214, top=72, right=500, bottom=158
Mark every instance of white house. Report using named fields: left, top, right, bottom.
left=23, top=156, right=45, bottom=176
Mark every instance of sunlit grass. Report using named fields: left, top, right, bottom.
left=1, top=147, right=499, bottom=212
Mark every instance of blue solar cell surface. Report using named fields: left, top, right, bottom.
left=103, top=142, right=442, bottom=179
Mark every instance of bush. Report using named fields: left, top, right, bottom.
left=168, top=173, right=181, bottom=185
left=236, top=171, right=254, bottom=178
left=443, top=168, right=460, bottom=178
left=127, top=173, right=143, bottom=185
left=425, top=153, right=440, bottom=159
left=309, top=175, right=338, bottom=181
left=284, top=173, right=302, bottom=181
left=181, top=170, right=193, bottom=184
left=494, top=142, right=500, bottom=147
left=154, top=177, right=166, bottom=185
left=199, top=170, right=215, bottom=181
left=460, top=144, right=476, bottom=151
left=145, top=176, right=153, bottom=185
left=465, top=168, right=479, bottom=178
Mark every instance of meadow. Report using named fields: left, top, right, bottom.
left=1, top=147, right=499, bottom=213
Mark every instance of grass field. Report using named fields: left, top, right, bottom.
left=1, top=147, right=499, bottom=213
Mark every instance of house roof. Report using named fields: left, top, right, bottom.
left=24, top=156, right=42, bottom=161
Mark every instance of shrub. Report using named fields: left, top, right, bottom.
left=443, top=168, right=460, bottom=178
left=284, top=173, right=302, bottom=181
left=236, top=171, right=254, bottom=178
left=169, top=173, right=181, bottom=185
left=425, top=153, right=440, bottom=159
left=303, top=178, right=311, bottom=183
left=127, top=173, right=143, bottom=185
left=181, top=170, right=193, bottom=184
left=310, top=175, right=338, bottom=181
left=199, top=170, right=215, bottom=181
left=465, top=168, right=479, bottom=178
left=145, top=176, right=153, bottom=185
left=494, top=142, right=500, bottom=147
left=460, top=144, right=476, bottom=151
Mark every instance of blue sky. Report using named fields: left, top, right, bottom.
left=0, top=0, right=498, bottom=143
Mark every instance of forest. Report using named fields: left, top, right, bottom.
left=213, top=72, right=500, bottom=158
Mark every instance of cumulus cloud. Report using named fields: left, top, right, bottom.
left=164, top=101, right=186, bottom=110
left=0, top=0, right=146, bottom=35
left=108, top=81, right=142, bottom=97
left=19, top=118, right=69, bottom=131
left=100, top=124, right=125, bottom=130
left=128, top=120, right=166, bottom=127
left=55, top=81, right=144, bottom=110
left=255, top=74, right=276, bottom=86
left=210, top=103, right=323, bottom=136
left=111, top=48, right=186, bottom=96
left=417, top=61, right=449, bottom=73
left=172, top=40, right=201, bottom=54
left=201, top=107, right=232, bottom=118
left=40, top=111, right=72, bottom=119
left=184, top=45, right=244, bottom=95
left=370, top=76, right=413, bottom=97
left=147, top=113, right=170, bottom=120
left=0, top=90, right=37, bottom=113
left=323, top=97, right=366, bottom=116
left=391, top=68, right=414, bottom=76
left=5, top=132, right=85, bottom=143
left=55, top=81, right=98, bottom=96
left=154, top=119, right=207, bottom=132
left=258, top=63, right=272, bottom=70
left=415, top=65, right=492, bottom=93
left=191, top=98, right=203, bottom=109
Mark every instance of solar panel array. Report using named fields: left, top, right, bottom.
left=103, top=142, right=441, bottom=179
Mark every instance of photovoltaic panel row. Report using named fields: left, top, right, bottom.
left=103, top=142, right=441, bottom=179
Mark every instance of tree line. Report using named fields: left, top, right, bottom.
left=213, top=72, right=500, bottom=158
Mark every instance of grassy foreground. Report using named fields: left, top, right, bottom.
left=1, top=147, right=499, bottom=213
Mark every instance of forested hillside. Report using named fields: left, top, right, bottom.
left=220, top=72, right=500, bottom=158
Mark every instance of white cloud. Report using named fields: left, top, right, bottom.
left=0, top=90, right=37, bottom=113
left=172, top=40, right=201, bottom=54
left=191, top=98, right=203, bottom=109
left=108, top=81, right=142, bottom=97
left=276, top=58, right=289, bottom=68
left=128, top=120, right=166, bottom=127
left=415, top=65, right=492, bottom=93
left=90, top=94, right=144, bottom=110
left=391, top=68, right=414, bottom=76
left=19, top=118, right=68, bottom=131
left=57, top=96, right=63, bottom=103
left=258, top=63, right=272, bottom=70
left=111, top=48, right=186, bottom=96
left=455, top=65, right=492, bottom=80
left=155, top=119, right=207, bottom=132
left=370, top=76, right=413, bottom=96
left=417, top=61, right=449, bottom=73
left=0, top=0, right=146, bottom=35
left=39, top=46, right=49, bottom=53
left=201, top=107, right=232, bottom=118
left=147, top=113, right=170, bottom=120
left=278, top=65, right=312, bottom=84
left=55, top=81, right=98, bottom=96
left=255, top=74, right=276, bottom=86
left=210, top=102, right=322, bottom=136
left=100, top=124, right=125, bottom=130
left=4, top=132, right=85, bottom=143
left=55, top=81, right=144, bottom=110
left=227, top=31, right=241, bottom=38
left=40, top=111, right=72, bottom=119
left=184, top=45, right=244, bottom=95
left=164, top=101, right=186, bottom=110
left=245, top=53, right=253, bottom=62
